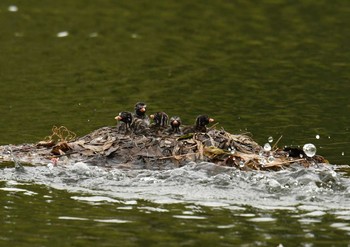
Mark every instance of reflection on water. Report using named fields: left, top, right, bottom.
left=1, top=0, right=350, bottom=245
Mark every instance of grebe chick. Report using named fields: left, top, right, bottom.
left=134, top=102, right=150, bottom=125
left=183, top=115, right=214, bottom=134
left=168, top=116, right=182, bottom=134
left=115, top=111, right=149, bottom=135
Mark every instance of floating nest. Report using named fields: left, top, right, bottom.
left=0, top=125, right=328, bottom=171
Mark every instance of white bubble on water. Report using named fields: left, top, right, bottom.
left=89, top=32, right=98, bottom=38
left=8, top=5, right=18, bottom=12
left=268, top=136, right=273, bottom=143
left=342, top=152, right=345, bottom=156
left=239, top=161, right=245, bottom=168
left=14, top=32, right=24, bottom=37
left=303, top=143, right=317, bottom=157
left=57, top=31, right=69, bottom=38
left=47, top=163, right=54, bottom=170
left=268, top=156, right=275, bottom=163
left=316, top=135, right=320, bottom=139
left=259, top=158, right=266, bottom=167
left=264, top=143, right=271, bottom=152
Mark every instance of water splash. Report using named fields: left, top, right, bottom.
left=228, top=147, right=236, bottom=154
left=264, top=143, right=271, bottom=152
left=1, top=161, right=349, bottom=210
left=303, top=143, right=317, bottom=157
left=268, top=155, right=275, bottom=163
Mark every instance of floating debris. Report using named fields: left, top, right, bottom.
left=268, top=136, right=273, bottom=143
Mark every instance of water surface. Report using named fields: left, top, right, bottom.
left=1, top=0, right=350, bottom=246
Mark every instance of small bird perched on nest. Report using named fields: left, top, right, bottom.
left=150, top=112, right=169, bottom=127
left=134, top=102, right=150, bottom=125
left=167, top=116, right=182, bottom=135
left=115, top=111, right=149, bottom=135
left=183, top=115, right=214, bottom=134
left=149, top=112, right=169, bottom=134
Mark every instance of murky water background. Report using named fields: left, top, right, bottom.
left=1, top=0, right=350, bottom=246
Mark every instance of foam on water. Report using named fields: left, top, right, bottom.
left=93, top=219, right=131, bottom=224
left=1, top=161, right=350, bottom=212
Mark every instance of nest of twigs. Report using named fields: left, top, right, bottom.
left=37, top=126, right=327, bottom=170
left=0, top=125, right=327, bottom=170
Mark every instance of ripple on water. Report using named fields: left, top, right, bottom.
left=0, top=187, right=37, bottom=196
left=138, top=206, right=169, bottom=213
left=297, top=205, right=327, bottom=211
left=238, top=213, right=256, bottom=217
left=173, top=215, right=207, bottom=220
left=332, top=209, right=350, bottom=221
left=124, top=200, right=138, bottom=205
left=94, top=219, right=131, bottom=224
left=58, top=216, right=89, bottom=221
left=195, top=201, right=231, bottom=208
left=247, top=217, right=276, bottom=222
left=71, top=196, right=120, bottom=204
left=298, top=218, right=322, bottom=224
left=258, top=205, right=297, bottom=211
left=335, top=215, right=350, bottom=221
left=217, top=224, right=236, bottom=229
left=117, top=206, right=133, bottom=210
left=330, top=223, right=350, bottom=233
left=58, top=216, right=131, bottom=224
left=302, top=211, right=326, bottom=217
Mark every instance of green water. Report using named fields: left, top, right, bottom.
left=1, top=0, right=350, bottom=164
left=0, top=182, right=349, bottom=247
left=1, top=0, right=350, bottom=246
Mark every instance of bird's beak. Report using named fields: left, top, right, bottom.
left=209, top=118, right=215, bottom=123
left=115, top=116, right=122, bottom=121
left=140, top=107, right=146, bottom=112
